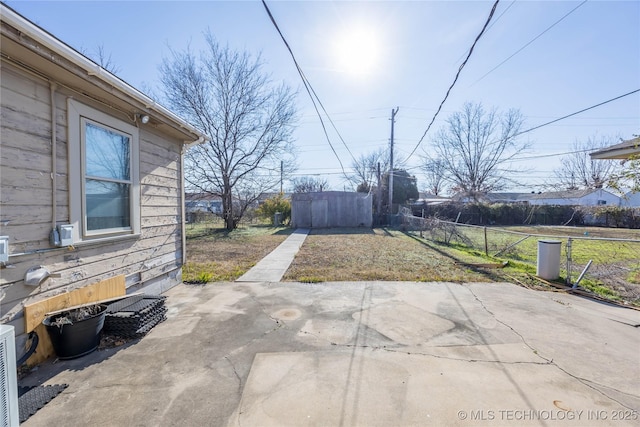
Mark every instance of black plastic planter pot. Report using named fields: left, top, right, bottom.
left=43, top=305, right=107, bottom=359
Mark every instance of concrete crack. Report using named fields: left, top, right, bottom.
left=246, top=293, right=289, bottom=334
left=380, top=347, right=554, bottom=365
left=224, top=355, right=243, bottom=394
left=467, top=286, right=552, bottom=363
left=549, top=362, right=639, bottom=411
left=297, top=325, right=400, bottom=350
left=467, top=286, right=637, bottom=410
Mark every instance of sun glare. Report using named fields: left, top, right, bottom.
left=333, top=26, right=380, bottom=76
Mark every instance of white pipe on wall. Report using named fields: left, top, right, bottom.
left=50, top=81, right=58, bottom=230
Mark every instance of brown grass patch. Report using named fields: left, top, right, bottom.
left=283, top=228, right=493, bottom=282
left=184, top=226, right=293, bottom=282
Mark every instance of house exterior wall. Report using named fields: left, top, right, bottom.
left=622, top=192, right=640, bottom=208
left=291, top=191, right=372, bottom=228
left=0, top=61, right=185, bottom=337
left=528, top=190, right=621, bottom=207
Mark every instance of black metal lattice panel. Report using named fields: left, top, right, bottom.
left=18, top=384, right=68, bottom=423
left=104, top=296, right=167, bottom=338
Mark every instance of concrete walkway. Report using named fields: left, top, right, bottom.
left=236, top=228, right=309, bottom=282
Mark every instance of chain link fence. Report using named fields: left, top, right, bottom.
left=399, top=208, right=640, bottom=304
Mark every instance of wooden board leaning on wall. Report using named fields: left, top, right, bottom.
left=23, top=275, right=126, bottom=365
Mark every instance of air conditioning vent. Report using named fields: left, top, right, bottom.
left=0, top=325, right=19, bottom=427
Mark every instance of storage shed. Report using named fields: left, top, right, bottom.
left=291, top=191, right=372, bottom=228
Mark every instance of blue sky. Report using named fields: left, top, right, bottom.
left=7, top=0, right=640, bottom=193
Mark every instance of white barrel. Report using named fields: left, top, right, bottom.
left=537, top=240, right=561, bottom=280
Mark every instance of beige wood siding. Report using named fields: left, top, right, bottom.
left=0, top=61, right=185, bottom=333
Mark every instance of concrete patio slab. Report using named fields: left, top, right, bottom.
left=230, top=348, right=620, bottom=427
left=20, top=280, right=639, bottom=426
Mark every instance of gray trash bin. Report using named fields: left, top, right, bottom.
left=537, top=240, right=561, bottom=280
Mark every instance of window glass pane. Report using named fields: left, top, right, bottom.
left=85, top=122, right=130, bottom=180
left=85, top=179, right=130, bottom=231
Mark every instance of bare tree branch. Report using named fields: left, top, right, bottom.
left=552, top=135, right=622, bottom=190
left=348, top=148, right=389, bottom=191
left=430, top=102, right=527, bottom=201
left=292, top=176, right=329, bottom=193
left=159, top=32, right=297, bottom=229
left=419, top=155, right=447, bottom=196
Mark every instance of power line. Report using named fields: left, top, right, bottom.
left=409, top=90, right=638, bottom=179
left=510, top=148, right=593, bottom=162
left=471, top=0, right=588, bottom=85
left=513, top=88, right=640, bottom=137
left=453, top=0, right=518, bottom=64
left=485, top=0, right=517, bottom=32
left=261, top=0, right=356, bottom=179
left=406, top=0, right=500, bottom=161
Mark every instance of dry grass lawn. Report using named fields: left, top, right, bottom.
left=184, top=225, right=500, bottom=284
left=282, top=228, right=494, bottom=283
left=183, top=224, right=638, bottom=306
left=184, top=225, right=293, bottom=282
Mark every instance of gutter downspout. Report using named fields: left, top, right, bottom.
left=180, top=146, right=187, bottom=269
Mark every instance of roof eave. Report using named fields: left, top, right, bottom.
left=1, top=4, right=209, bottom=144
left=590, top=147, right=640, bottom=160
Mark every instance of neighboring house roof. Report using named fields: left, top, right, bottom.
left=528, top=189, right=617, bottom=200
left=452, top=192, right=534, bottom=203
left=454, top=190, right=620, bottom=204
left=185, top=193, right=222, bottom=202
left=414, top=194, right=452, bottom=205
left=483, top=193, right=532, bottom=203
left=589, top=136, right=640, bottom=160
left=418, top=192, right=447, bottom=199
left=1, top=3, right=209, bottom=145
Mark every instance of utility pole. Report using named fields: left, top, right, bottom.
left=388, top=107, right=399, bottom=214
left=280, top=160, right=283, bottom=193
left=376, top=162, right=382, bottom=220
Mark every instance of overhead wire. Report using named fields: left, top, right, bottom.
left=453, top=0, right=518, bottom=64
left=510, top=148, right=593, bottom=162
left=512, top=88, right=640, bottom=138
left=412, top=90, right=638, bottom=184
left=471, top=0, right=588, bottom=86
left=405, top=0, right=500, bottom=161
left=261, top=0, right=356, bottom=180
left=485, top=0, right=517, bottom=32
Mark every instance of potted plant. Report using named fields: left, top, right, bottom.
left=43, top=304, right=107, bottom=359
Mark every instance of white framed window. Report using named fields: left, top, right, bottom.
left=597, top=200, right=607, bottom=206
left=68, top=99, right=140, bottom=242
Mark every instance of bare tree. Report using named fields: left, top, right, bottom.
left=430, top=102, right=526, bottom=201
left=552, top=136, right=621, bottom=190
left=94, top=44, right=121, bottom=74
left=159, top=32, right=297, bottom=230
left=420, top=155, right=447, bottom=196
left=80, top=44, right=121, bottom=74
left=348, top=148, right=389, bottom=192
left=292, top=176, right=328, bottom=193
